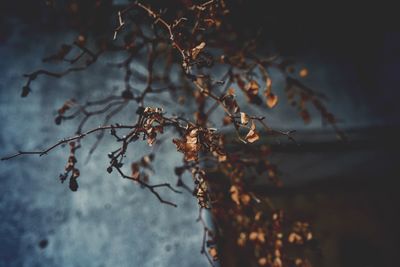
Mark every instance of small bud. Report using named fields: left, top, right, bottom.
left=21, top=86, right=30, bottom=97
left=54, top=116, right=62, bottom=125
left=69, top=177, right=78, bottom=192
left=107, top=166, right=113, bottom=173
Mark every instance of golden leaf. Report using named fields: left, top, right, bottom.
left=266, top=93, right=278, bottom=108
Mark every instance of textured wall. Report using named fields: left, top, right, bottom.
left=0, top=23, right=210, bottom=267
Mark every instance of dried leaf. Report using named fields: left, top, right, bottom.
left=187, top=129, right=198, bottom=144
left=208, top=247, right=218, bottom=261
left=245, top=121, right=260, bottom=143
left=131, top=163, right=140, bottom=179
left=222, top=94, right=240, bottom=113
left=240, top=112, right=249, bottom=125
left=266, top=93, right=278, bottom=108
left=219, top=154, right=227, bottom=162
left=245, top=80, right=259, bottom=95
left=144, top=107, right=163, bottom=113
left=172, top=129, right=201, bottom=162
left=191, top=42, right=206, bottom=59
left=266, top=77, right=272, bottom=93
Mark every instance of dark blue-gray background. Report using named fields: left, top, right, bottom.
left=1, top=2, right=400, bottom=267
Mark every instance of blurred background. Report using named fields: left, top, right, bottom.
left=1, top=1, right=399, bottom=267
